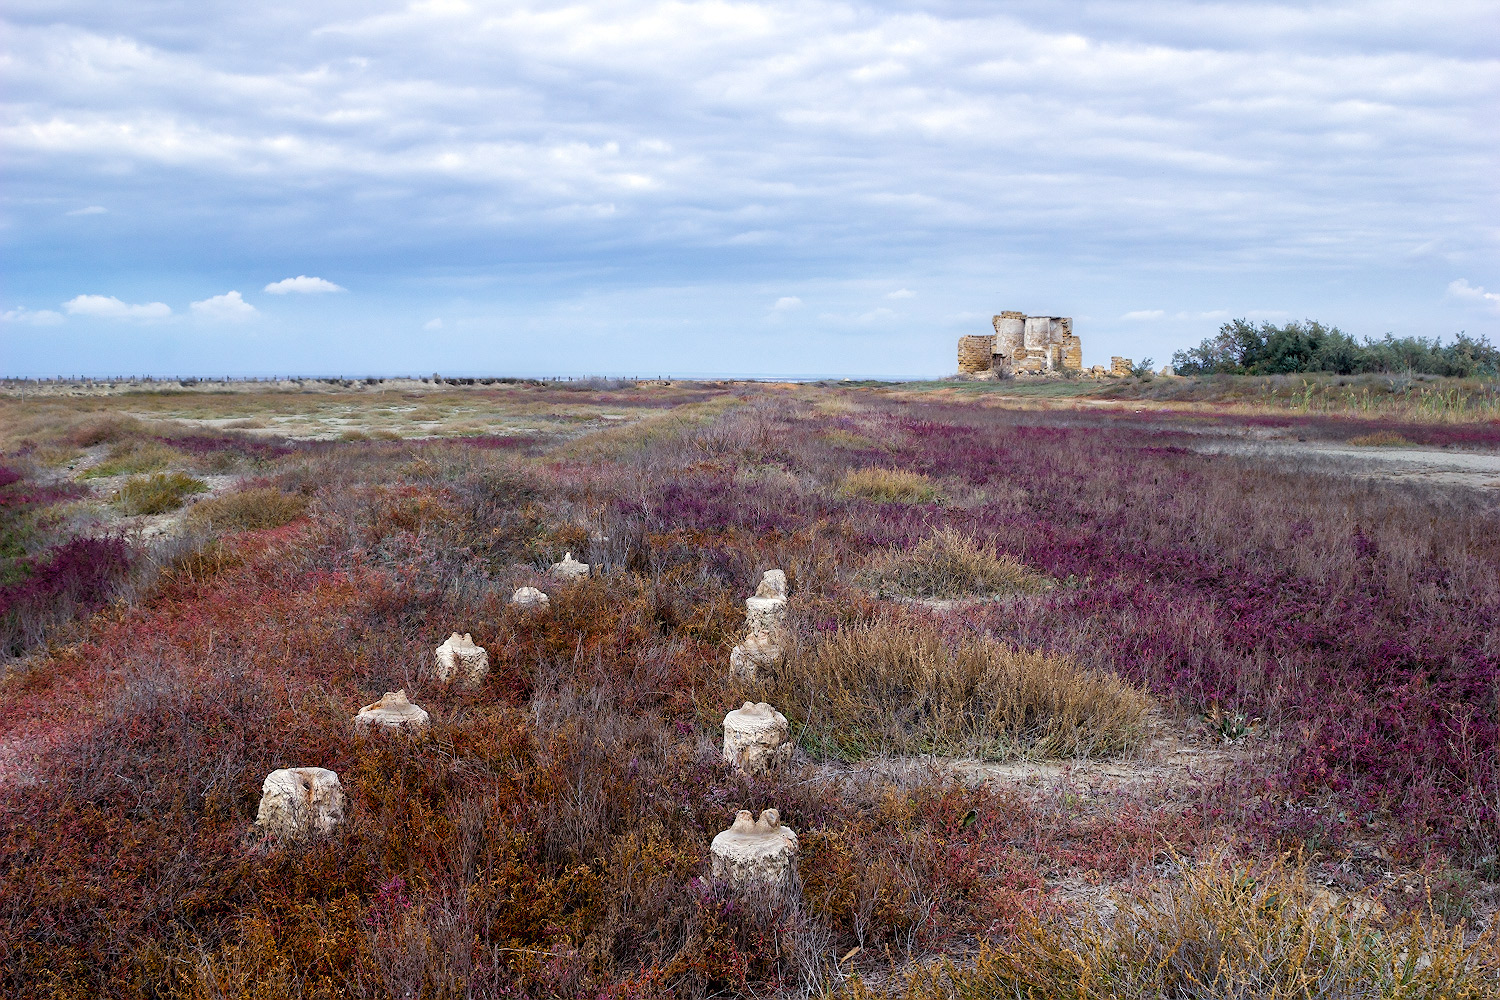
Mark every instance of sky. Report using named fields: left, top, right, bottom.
left=2, top=0, right=1498, bottom=379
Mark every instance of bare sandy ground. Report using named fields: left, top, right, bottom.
left=1194, top=439, right=1500, bottom=491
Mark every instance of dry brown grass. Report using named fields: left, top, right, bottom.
left=848, top=851, right=1500, bottom=999
left=747, top=617, right=1151, bottom=761
left=858, top=529, right=1051, bottom=599
left=1349, top=430, right=1416, bottom=447
left=837, top=467, right=940, bottom=503
left=185, top=487, right=309, bottom=531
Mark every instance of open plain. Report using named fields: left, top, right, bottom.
left=1, top=377, right=1498, bottom=998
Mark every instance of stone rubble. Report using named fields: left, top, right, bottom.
left=353, top=689, right=430, bottom=734
left=432, top=632, right=489, bottom=686
left=722, top=702, right=792, bottom=773
left=550, top=552, right=590, bottom=580
left=255, top=767, right=345, bottom=839
left=510, top=586, right=550, bottom=608
left=710, top=808, right=799, bottom=887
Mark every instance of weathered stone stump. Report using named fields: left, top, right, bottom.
left=754, top=570, right=787, bottom=599
left=255, top=767, right=345, bottom=838
left=729, top=630, right=784, bottom=681
left=550, top=552, right=589, bottom=580
left=745, top=596, right=787, bottom=633
left=710, top=809, right=798, bottom=887
left=723, top=702, right=792, bottom=773
left=354, top=690, right=430, bottom=734
left=432, top=632, right=489, bottom=686
left=511, top=586, right=550, bottom=608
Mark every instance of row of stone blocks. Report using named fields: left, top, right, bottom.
left=252, top=556, right=798, bottom=889
left=254, top=552, right=593, bottom=839
left=712, top=569, right=799, bottom=887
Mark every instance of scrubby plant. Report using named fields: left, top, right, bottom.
left=837, top=467, right=940, bottom=504
left=748, top=617, right=1152, bottom=761
left=1348, top=429, right=1415, bottom=446
left=858, top=528, right=1050, bottom=599
left=82, top=438, right=188, bottom=478
left=848, top=852, right=1500, bottom=999
left=186, top=486, right=307, bottom=531
left=113, top=471, right=209, bottom=515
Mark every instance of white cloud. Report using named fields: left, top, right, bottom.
left=423, top=317, right=444, bottom=330
left=190, top=290, right=258, bottom=321
left=773, top=296, right=802, bottom=310
left=1447, top=278, right=1500, bottom=311
left=886, top=288, right=915, bottom=299
left=264, top=275, right=346, bottom=294
left=1122, top=309, right=1165, bottom=320
left=62, top=294, right=171, bottom=320
left=65, top=205, right=107, bottom=216
left=1, top=307, right=65, bottom=326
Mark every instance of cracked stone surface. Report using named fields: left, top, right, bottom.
left=723, top=701, right=792, bottom=774
left=255, top=767, right=345, bottom=839
left=710, top=808, right=798, bottom=886
left=432, top=632, right=489, bottom=686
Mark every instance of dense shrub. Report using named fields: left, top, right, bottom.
left=0, top=535, right=133, bottom=654
left=1172, top=319, right=1500, bottom=377
left=113, top=472, right=209, bottom=515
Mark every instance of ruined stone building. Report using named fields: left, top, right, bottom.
left=957, top=312, right=1084, bottom=376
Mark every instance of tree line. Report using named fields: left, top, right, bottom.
left=1170, top=320, right=1500, bottom=377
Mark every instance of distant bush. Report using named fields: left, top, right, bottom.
left=858, top=528, right=1050, bottom=599
left=186, top=487, right=308, bottom=531
left=113, top=472, right=208, bottom=515
left=1172, top=319, right=1500, bottom=377
left=837, top=466, right=940, bottom=503
left=66, top=415, right=146, bottom=447
left=755, top=618, right=1152, bottom=761
left=852, top=852, right=1500, bottom=1000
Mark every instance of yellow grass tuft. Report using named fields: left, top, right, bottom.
left=837, top=466, right=940, bottom=503
left=1349, top=430, right=1415, bottom=447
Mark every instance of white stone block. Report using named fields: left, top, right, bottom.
left=354, top=689, right=430, bottom=734
left=432, top=632, right=489, bottom=686
left=723, top=702, right=792, bottom=773
left=729, top=630, right=784, bottom=681
left=710, top=809, right=798, bottom=887
left=550, top=552, right=589, bottom=580
left=511, top=586, right=550, bottom=608
left=754, top=569, right=787, bottom=599
left=255, top=767, right=345, bottom=839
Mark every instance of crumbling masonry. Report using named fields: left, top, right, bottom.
left=958, top=312, right=1094, bottom=377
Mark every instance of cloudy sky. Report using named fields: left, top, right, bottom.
left=3, top=0, right=1497, bottom=378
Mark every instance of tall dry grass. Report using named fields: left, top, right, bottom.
left=745, top=617, right=1152, bottom=761
left=858, top=529, right=1050, bottom=599
left=849, top=851, right=1500, bottom=999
